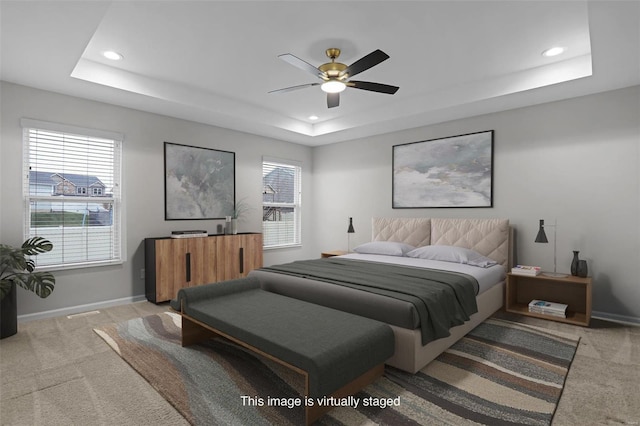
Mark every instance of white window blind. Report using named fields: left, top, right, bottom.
left=21, top=119, right=123, bottom=269
left=262, top=158, right=301, bottom=248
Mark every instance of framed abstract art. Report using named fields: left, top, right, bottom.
left=164, top=142, right=235, bottom=220
left=392, top=130, right=493, bottom=208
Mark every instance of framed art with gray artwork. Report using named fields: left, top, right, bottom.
left=164, top=142, right=235, bottom=220
left=392, top=130, right=493, bottom=208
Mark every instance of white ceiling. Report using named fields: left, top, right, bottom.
left=1, top=1, right=639, bottom=146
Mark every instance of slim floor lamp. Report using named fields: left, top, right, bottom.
left=535, top=219, right=567, bottom=277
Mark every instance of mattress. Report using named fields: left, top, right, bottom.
left=249, top=254, right=505, bottom=337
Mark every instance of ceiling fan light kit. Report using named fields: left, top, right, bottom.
left=321, top=80, right=346, bottom=93
left=271, top=47, right=399, bottom=108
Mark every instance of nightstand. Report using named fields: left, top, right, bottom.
left=321, top=250, right=348, bottom=258
left=505, top=273, right=592, bottom=326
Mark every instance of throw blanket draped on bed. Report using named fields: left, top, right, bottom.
left=261, top=258, right=479, bottom=345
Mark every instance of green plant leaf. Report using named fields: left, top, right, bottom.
left=11, top=272, right=55, bottom=298
left=1, top=238, right=55, bottom=300
left=21, top=237, right=54, bottom=256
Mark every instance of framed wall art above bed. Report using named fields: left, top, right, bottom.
left=164, top=142, right=235, bottom=220
left=392, top=130, right=494, bottom=208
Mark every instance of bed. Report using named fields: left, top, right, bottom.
left=249, top=217, right=512, bottom=373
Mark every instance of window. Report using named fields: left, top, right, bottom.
left=262, top=157, right=301, bottom=248
left=21, top=119, right=123, bottom=269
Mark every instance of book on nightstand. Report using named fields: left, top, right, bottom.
left=528, top=299, right=568, bottom=318
left=511, top=265, right=542, bottom=276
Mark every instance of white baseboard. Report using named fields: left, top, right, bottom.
left=592, top=310, right=640, bottom=326
left=17, top=295, right=148, bottom=323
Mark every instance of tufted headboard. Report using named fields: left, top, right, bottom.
left=372, top=217, right=512, bottom=270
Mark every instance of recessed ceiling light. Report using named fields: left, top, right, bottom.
left=542, top=46, right=565, bottom=57
left=102, top=50, right=124, bottom=61
left=309, top=115, right=319, bottom=120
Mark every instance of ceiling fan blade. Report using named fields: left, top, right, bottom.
left=327, top=92, right=340, bottom=108
left=278, top=53, right=326, bottom=79
left=339, top=49, right=389, bottom=78
left=269, top=83, right=320, bottom=94
left=348, top=80, right=399, bottom=94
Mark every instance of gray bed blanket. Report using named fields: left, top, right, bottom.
left=261, top=258, right=479, bottom=345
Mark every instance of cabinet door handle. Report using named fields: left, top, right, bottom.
left=239, top=247, right=244, bottom=274
left=186, top=252, right=191, bottom=282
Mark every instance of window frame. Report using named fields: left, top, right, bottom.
left=262, top=157, right=302, bottom=249
left=21, top=118, right=124, bottom=271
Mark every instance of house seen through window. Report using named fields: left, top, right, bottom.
left=262, top=158, right=301, bottom=248
left=22, top=119, right=123, bottom=269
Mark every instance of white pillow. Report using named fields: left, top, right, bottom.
left=353, top=241, right=415, bottom=257
left=406, top=245, right=498, bottom=268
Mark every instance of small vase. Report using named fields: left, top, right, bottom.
left=231, top=218, right=238, bottom=235
left=577, top=260, right=588, bottom=278
left=224, top=216, right=232, bottom=235
left=571, top=251, right=580, bottom=276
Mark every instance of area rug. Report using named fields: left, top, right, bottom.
left=94, top=312, right=579, bottom=426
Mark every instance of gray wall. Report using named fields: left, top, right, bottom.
left=0, top=82, right=314, bottom=318
left=2, top=81, right=639, bottom=323
left=311, top=86, right=640, bottom=323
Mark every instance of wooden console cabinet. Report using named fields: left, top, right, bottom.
left=505, top=273, right=592, bottom=326
left=145, top=233, right=263, bottom=303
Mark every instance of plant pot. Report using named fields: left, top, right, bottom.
left=0, top=282, right=18, bottom=339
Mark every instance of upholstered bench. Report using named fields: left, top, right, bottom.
left=170, top=276, right=394, bottom=425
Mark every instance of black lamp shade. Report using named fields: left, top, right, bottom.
left=535, top=219, right=548, bottom=243
left=347, top=217, right=355, bottom=234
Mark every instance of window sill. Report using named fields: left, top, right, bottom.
left=263, top=244, right=302, bottom=251
left=36, top=259, right=125, bottom=272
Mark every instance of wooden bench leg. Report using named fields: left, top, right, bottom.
left=181, top=315, right=220, bottom=347
left=305, top=363, right=385, bottom=425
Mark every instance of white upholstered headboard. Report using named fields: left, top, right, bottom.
left=372, top=217, right=512, bottom=270
left=371, top=217, right=431, bottom=247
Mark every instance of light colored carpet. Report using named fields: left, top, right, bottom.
left=1, top=302, right=639, bottom=425
left=0, top=302, right=188, bottom=426
left=94, top=311, right=579, bottom=425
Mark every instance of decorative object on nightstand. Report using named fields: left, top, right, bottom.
left=571, top=250, right=580, bottom=276
left=347, top=217, right=355, bottom=252
left=577, top=260, right=588, bottom=277
left=534, top=219, right=567, bottom=277
left=511, top=265, right=541, bottom=276
left=528, top=299, right=568, bottom=318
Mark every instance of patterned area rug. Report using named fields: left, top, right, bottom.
left=94, top=312, right=579, bottom=425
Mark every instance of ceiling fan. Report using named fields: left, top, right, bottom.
left=269, top=48, right=399, bottom=108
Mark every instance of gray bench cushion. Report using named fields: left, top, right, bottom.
left=171, top=277, right=394, bottom=398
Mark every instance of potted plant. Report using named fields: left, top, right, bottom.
left=231, top=198, right=251, bottom=234
left=0, top=237, right=56, bottom=339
